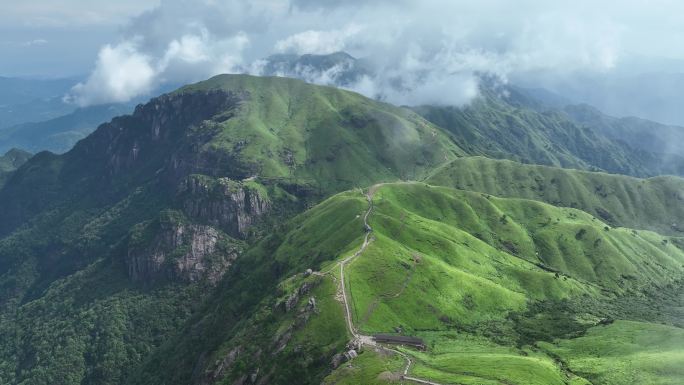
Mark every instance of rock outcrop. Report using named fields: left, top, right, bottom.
left=179, top=175, right=270, bottom=238
left=75, top=90, right=241, bottom=180
left=127, top=212, right=241, bottom=283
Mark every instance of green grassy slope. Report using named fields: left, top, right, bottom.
left=176, top=75, right=463, bottom=188
left=0, top=75, right=466, bottom=385
left=540, top=320, right=684, bottom=385
left=350, top=184, right=683, bottom=331
left=337, top=183, right=684, bottom=384
left=427, top=156, right=684, bottom=236
left=130, top=183, right=684, bottom=384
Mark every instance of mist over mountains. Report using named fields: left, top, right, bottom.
left=1, top=2, right=683, bottom=385
left=44, top=1, right=677, bottom=109
left=4, top=51, right=683, bottom=178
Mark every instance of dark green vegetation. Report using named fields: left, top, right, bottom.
left=0, top=74, right=682, bottom=384
left=0, top=148, right=31, bottom=187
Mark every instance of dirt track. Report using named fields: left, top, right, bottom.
left=335, top=184, right=444, bottom=384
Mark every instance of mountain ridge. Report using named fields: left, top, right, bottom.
left=0, top=73, right=682, bottom=385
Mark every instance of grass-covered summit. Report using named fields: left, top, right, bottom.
left=173, top=74, right=463, bottom=187
left=0, top=74, right=462, bottom=235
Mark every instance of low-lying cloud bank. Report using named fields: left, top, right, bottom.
left=67, top=0, right=630, bottom=107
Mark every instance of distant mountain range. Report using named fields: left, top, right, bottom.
left=0, top=103, right=135, bottom=154
left=515, top=71, right=684, bottom=126
left=3, top=52, right=683, bottom=166
left=413, top=85, right=684, bottom=178
left=0, top=77, right=176, bottom=154
left=0, top=76, right=79, bottom=129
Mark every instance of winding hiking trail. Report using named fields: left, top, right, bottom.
left=336, top=183, right=444, bottom=385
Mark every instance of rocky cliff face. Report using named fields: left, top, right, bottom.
left=127, top=214, right=241, bottom=284
left=75, top=90, right=241, bottom=180
left=178, top=175, right=270, bottom=239
left=125, top=175, right=270, bottom=284
left=0, top=90, right=245, bottom=236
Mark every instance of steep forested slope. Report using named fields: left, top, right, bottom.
left=0, top=148, right=31, bottom=188
left=413, top=88, right=684, bottom=177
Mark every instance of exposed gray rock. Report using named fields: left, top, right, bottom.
left=85, top=90, right=239, bottom=179
left=331, top=348, right=358, bottom=369
left=200, top=346, right=243, bottom=384
left=249, top=368, right=259, bottom=383
left=298, top=281, right=313, bottom=296
left=344, top=349, right=358, bottom=361
left=306, top=297, right=316, bottom=311
left=272, top=329, right=292, bottom=355
left=179, top=175, right=270, bottom=238
left=127, top=215, right=240, bottom=283
left=280, top=278, right=321, bottom=313
left=284, top=292, right=299, bottom=312
left=331, top=353, right=345, bottom=369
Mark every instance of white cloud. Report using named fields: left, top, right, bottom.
left=69, top=29, right=250, bottom=105
left=274, top=25, right=362, bottom=55
left=371, top=72, right=481, bottom=107
left=70, top=0, right=682, bottom=107
left=22, top=39, right=48, bottom=46
left=156, top=29, right=249, bottom=83
left=508, top=12, right=621, bottom=72
left=68, top=40, right=156, bottom=106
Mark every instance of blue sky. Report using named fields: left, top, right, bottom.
left=0, top=0, right=159, bottom=77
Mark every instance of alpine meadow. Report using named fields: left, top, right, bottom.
left=0, top=1, right=683, bottom=385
